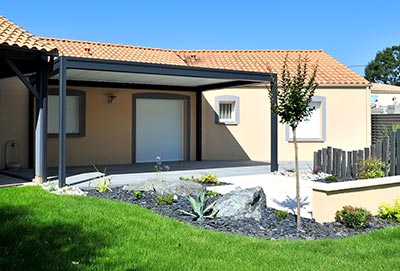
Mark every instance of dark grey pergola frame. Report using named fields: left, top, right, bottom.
left=52, top=56, right=278, bottom=187
left=0, top=45, right=56, bottom=184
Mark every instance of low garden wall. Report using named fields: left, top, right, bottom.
left=312, top=176, right=400, bottom=222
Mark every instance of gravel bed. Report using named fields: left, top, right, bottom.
left=86, top=186, right=398, bottom=240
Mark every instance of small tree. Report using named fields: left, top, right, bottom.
left=267, top=54, right=318, bottom=231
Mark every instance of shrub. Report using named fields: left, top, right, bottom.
left=357, top=158, right=386, bottom=179
left=156, top=194, right=175, bottom=205
left=179, top=173, right=220, bottom=185
left=90, top=166, right=112, bottom=193
left=204, top=190, right=218, bottom=198
left=134, top=190, right=143, bottom=199
left=335, top=205, right=372, bottom=229
left=325, top=175, right=338, bottom=183
left=274, top=210, right=289, bottom=221
left=285, top=168, right=295, bottom=173
left=180, top=189, right=218, bottom=220
left=378, top=199, right=400, bottom=222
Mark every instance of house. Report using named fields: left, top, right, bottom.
left=0, top=16, right=370, bottom=184
left=370, top=83, right=400, bottom=143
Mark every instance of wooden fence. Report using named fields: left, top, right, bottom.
left=313, top=130, right=400, bottom=179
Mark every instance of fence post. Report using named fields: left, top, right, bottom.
left=347, top=151, right=353, bottom=179
left=371, top=144, right=376, bottom=158
left=382, top=136, right=389, bottom=176
left=353, top=150, right=359, bottom=179
left=364, top=147, right=370, bottom=160
left=335, top=149, right=342, bottom=177
left=376, top=142, right=383, bottom=161
left=327, top=146, right=332, bottom=174
left=396, top=129, right=400, bottom=175
left=390, top=131, right=396, bottom=176
left=322, top=148, right=328, bottom=173
left=341, top=151, right=346, bottom=179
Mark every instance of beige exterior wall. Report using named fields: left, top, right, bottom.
left=0, top=77, right=30, bottom=169
left=202, top=85, right=371, bottom=161
left=47, top=86, right=197, bottom=167
left=0, top=78, right=370, bottom=168
left=312, top=177, right=400, bottom=222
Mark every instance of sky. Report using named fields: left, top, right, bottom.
left=2, top=0, right=400, bottom=76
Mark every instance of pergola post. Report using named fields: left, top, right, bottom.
left=58, top=57, right=67, bottom=188
left=34, top=56, right=49, bottom=184
left=196, top=90, right=203, bottom=161
left=270, top=74, right=279, bottom=172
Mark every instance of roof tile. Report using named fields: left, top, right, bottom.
left=0, top=16, right=56, bottom=53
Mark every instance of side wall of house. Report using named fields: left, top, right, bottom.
left=46, top=86, right=197, bottom=167
left=202, top=85, right=371, bottom=161
left=0, top=77, right=30, bottom=169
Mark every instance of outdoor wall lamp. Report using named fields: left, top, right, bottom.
left=108, top=95, right=116, bottom=104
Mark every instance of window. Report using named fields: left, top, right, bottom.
left=47, top=89, right=86, bottom=136
left=215, top=95, right=240, bottom=125
left=286, top=96, right=326, bottom=142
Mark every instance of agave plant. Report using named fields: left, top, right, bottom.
left=180, top=189, right=218, bottom=220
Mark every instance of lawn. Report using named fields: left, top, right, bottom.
left=1, top=186, right=400, bottom=271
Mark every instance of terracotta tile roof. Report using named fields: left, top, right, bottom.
left=40, top=37, right=368, bottom=85
left=176, top=50, right=369, bottom=85
left=371, top=83, right=400, bottom=91
left=40, top=37, right=187, bottom=66
left=0, top=16, right=56, bottom=53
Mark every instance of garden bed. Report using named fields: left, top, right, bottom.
left=86, top=186, right=398, bottom=240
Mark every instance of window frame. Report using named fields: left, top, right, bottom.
left=47, top=89, right=86, bottom=137
left=285, top=96, right=326, bottom=142
left=215, top=95, right=240, bottom=125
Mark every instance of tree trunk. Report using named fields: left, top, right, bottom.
left=292, top=127, right=301, bottom=231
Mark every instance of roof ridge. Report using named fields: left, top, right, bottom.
left=40, top=37, right=177, bottom=52
left=175, top=49, right=324, bottom=53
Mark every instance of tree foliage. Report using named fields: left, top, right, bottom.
left=365, top=45, right=400, bottom=86
left=268, top=55, right=318, bottom=129
left=267, top=54, right=318, bottom=231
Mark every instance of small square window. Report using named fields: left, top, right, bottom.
left=215, top=95, right=240, bottom=125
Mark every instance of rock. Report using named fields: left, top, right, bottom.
left=214, top=186, right=267, bottom=221
left=122, top=178, right=203, bottom=196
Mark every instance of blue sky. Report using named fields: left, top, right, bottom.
left=2, top=0, right=399, bottom=76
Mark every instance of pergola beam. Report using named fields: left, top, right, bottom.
left=4, top=57, right=39, bottom=98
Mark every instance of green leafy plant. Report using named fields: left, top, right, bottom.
left=134, top=190, right=143, bottom=199
left=204, top=190, right=218, bottom=198
left=156, top=194, right=174, bottom=205
left=285, top=168, right=296, bottom=173
left=325, top=175, right=339, bottom=183
left=180, top=189, right=218, bottom=220
left=179, top=173, right=220, bottom=185
left=90, top=166, right=112, bottom=193
left=378, top=199, right=400, bottom=222
left=267, top=54, right=318, bottom=231
left=357, top=157, right=386, bottom=179
left=274, top=210, right=289, bottom=221
left=335, top=205, right=372, bottom=229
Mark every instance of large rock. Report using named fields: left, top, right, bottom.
left=214, top=186, right=267, bottom=221
left=122, top=178, right=203, bottom=196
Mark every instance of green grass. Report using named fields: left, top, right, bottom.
left=1, top=186, right=400, bottom=270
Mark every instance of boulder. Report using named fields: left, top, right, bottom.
left=122, top=178, right=203, bottom=196
left=214, top=186, right=267, bottom=221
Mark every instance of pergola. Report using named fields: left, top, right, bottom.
left=0, top=36, right=57, bottom=184
left=51, top=56, right=278, bottom=187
